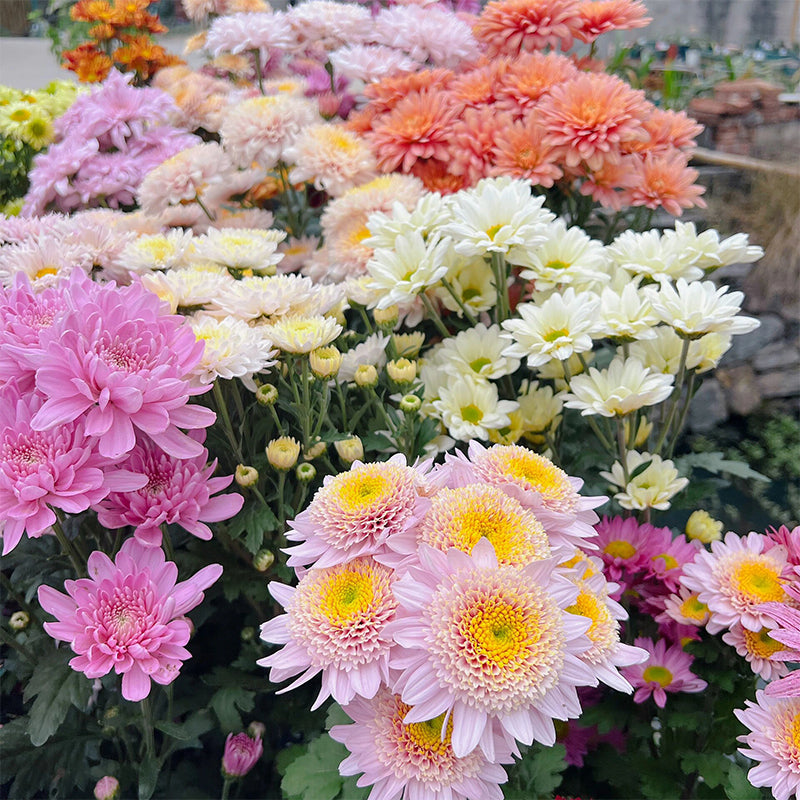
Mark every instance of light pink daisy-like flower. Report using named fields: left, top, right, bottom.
left=735, top=691, right=800, bottom=800
left=722, top=623, right=790, bottom=682
left=622, top=637, right=707, bottom=708
left=329, top=44, right=418, bottom=84
left=38, top=537, right=222, bottom=701
left=766, top=524, right=800, bottom=568
left=658, top=586, right=710, bottom=628
left=96, top=434, right=243, bottom=547
left=259, top=557, right=397, bottom=709
left=681, top=531, right=791, bottom=633
left=206, top=11, right=296, bottom=61
left=26, top=273, right=216, bottom=460
left=286, top=0, right=373, bottom=51
left=387, top=541, right=597, bottom=758
left=0, top=382, right=145, bottom=555
left=285, top=454, right=430, bottom=569
left=761, top=581, right=800, bottom=698
left=331, top=687, right=516, bottom=800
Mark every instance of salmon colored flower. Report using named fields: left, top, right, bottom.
left=495, top=52, right=578, bottom=115
left=575, top=0, right=651, bottom=43
left=362, top=68, right=455, bottom=115
left=491, top=113, right=562, bottom=187
left=624, top=151, right=707, bottom=217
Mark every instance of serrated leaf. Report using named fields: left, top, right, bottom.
left=725, top=763, right=762, bottom=800
left=228, top=502, right=280, bottom=547
left=280, top=733, right=362, bottom=800
left=676, top=451, right=769, bottom=482
left=138, top=754, right=160, bottom=800
left=681, top=752, right=727, bottom=788
left=23, top=647, right=92, bottom=745
left=209, top=685, right=255, bottom=732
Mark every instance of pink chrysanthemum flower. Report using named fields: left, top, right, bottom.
left=331, top=688, right=516, bottom=800
left=761, top=581, right=800, bottom=698
left=594, top=515, right=652, bottom=586
left=658, top=587, right=710, bottom=628
left=259, top=557, right=397, bottom=709
left=634, top=107, right=704, bottom=153
left=449, top=106, right=508, bottom=186
left=766, top=525, right=800, bottom=568
left=0, top=382, right=146, bottom=555
left=735, top=691, right=800, bottom=800
left=494, top=52, right=578, bottom=116
left=222, top=731, right=263, bottom=779
left=722, top=623, right=789, bottom=682
left=578, top=155, right=639, bottom=211
left=574, top=0, right=651, bottom=43
left=96, top=434, right=243, bottom=547
left=622, top=637, right=707, bottom=708
left=38, top=537, right=222, bottom=701
left=26, top=273, right=216, bottom=460
left=387, top=541, right=597, bottom=758
left=285, top=454, right=430, bottom=569
left=681, top=531, right=791, bottom=634
left=643, top=527, right=702, bottom=593
left=624, top=151, right=707, bottom=217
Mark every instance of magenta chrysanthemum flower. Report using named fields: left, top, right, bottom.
left=622, top=637, right=707, bottom=708
left=222, top=731, right=263, bottom=779
left=259, top=557, right=398, bottom=709
left=37, top=537, right=222, bottom=701
left=593, top=515, right=652, bottom=586
left=0, top=382, right=145, bottom=555
left=331, top=688, right=516, bottom=800
left=643, top=528, right=701, bottom=593
left=735, top=691, right=800, bottom=800
left=681, top=531, right=791, bottom=633
left=96, top=434, right=243, bottom=547
left=284, top=455, right=430, bottom=569
left=24, top=273, right=216, bottom=460
left=387, top=541, right=597, bottom=758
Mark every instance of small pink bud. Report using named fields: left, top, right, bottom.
left=93, top=776, right=120, bottom=800
left=222, top=732, right=263, bottom=778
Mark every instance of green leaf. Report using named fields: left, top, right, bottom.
left=628, top=458, right=653, bottom=481
left=23, top=647, right=92, bottom=746
left=725, top=763, right=763, bottom=800
left=138, top=754, right=161, bottom=800
left=281, top=733, right=368, bottom=800
left=209, top=685, right=256, bottom=733
left=676, top=451, right=769, bottom=482
left=681, top=751, right=728, bottom=789
left=155, top=710, right=215, bottom=745
left=227, top=502, right=280, bottom=552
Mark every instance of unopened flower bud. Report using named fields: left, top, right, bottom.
left=222, top=732, right=263, bottom=779
left=253, top=549, right=275, bottom=572
left=399, top=394, right=421, bottom=414
left=335, top=436, right=363, bottom=464
left=266, top=437, right=300, bottom=470
left=256, top=384, right=278, bottom=407
left=296, top=462, right=316, bottom=483
left=624, top=416, right=653, bottom=450
left=373, top=305, right=398, bottom=330
left=354, top=364, right=378, bottom=388
left=304, top=440, right=326, bottom=460
left=103, top=706, right=120, bottom=723
left=247, top=721, right=266, bottom=740
left=93, top=776, right=120, bottom=800
left=685, top=509, right=723, bottom=543
left=9, top=610, right=29, bottom=631
left=240, top=626, right=255, bottom=642
left=392, top=332, right=425, bottom=358
left=235, top=465, right=259, bottom=488
left=309, top=346, right=342, bottom=379
left=387, top=358, right=417, bottom=385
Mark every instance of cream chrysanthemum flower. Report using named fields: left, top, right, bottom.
left=594, top=284, right=660, bottom=341
left=607, top=228, right=704, bottom=283
left=665, top=221, right=763, bottom=274
left=188, top=315, right=276, bottom=390
left=365, top=194, right=453, bottom=252
left=562, top=356, right=674, bottom=417
left=436, top=254, right=497, bottom=317
left=688, top=331, right=732, bottom=373
left=211, top=275, right=316, bottom=321
left=192, top=228, right=286, bottom=274
left=436, top=323, right=520, bottom=383
left=628, top=326, right=684, bottom=374
left=600, top=451, right=688, bottom=511
left=117, top=230, right=195, bottom=274
left=262, top=315, right=341, bottom=353
left=432, top=376, right=519, bottom=442
left=140, top=265, right=233, bottom=314
left=647, top=278, right=760, bottom=339
left=517, top=380, right=563, bottom=438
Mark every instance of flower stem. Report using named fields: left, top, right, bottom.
left=195, top=193, right=216, bottom=222
left=654, top=337, right=691, bottom=455
left=51, top=516, right=87, bottom=578
left=252, top=48, right=265, bottom=95
left=140, top=695, right=155, bottom=762
left=420, top=293, right=449, bottom=339
left=439, top=277, right=479, bottom=325
left=221, top=777, right=234, bottom=800
left=213, top=381, right=245, bottom=464
left=490, top=251, right=510, bottom=323
left=0, top=627, right=36, bottom=664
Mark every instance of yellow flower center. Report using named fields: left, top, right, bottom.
left=326, top=129, right=358, bottom=153
left=566, top=589, right=612, bottom=643
left=448, top=509, right=520, bottom=562
left=469, top=357, right=492, bottom=374
left=543, top=328, right=569, bottom=342
left=346, top=224, right=371, bottom=248
left=319, top=570, right=375, bottom=624
left=679, top=593, right=709, bottom=623
left=604, top=540, right=636, bottom=560
left=33, top=266, right=58, bottom=280
left=142, top=238, right=174, bottom=262
left=404, top=710, right=453, bottom=755
left=742, top=627, right=785, bottom=659
left=460, top=404, right=484, bottom=424
left=789, top=714, right=800, bottom=753
left=732, top=561, right=785, bottom=603
left=467, top=599, right=529, bottom=667
left=499, top=451, right=573, bottom=504
left=653, top=553, right=679, bottom=570
left=335, top=471, right=391, bottom=513
left=545, top=259, right=570, bottom=271
left=485, top=223, right=504, bottom=240
left=642, top=665, right=673, bottom=687
left=9, top=107, right=31, bottom=122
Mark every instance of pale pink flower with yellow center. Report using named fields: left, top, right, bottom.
left=38, top=538, right=222, bottom=701
left=624, top=151, right=707, bottom=217
left=681, top=531, right=791, bottom=634
left=735, top=691, right=800, bottom=800
left=285, top=454, right=430, bottom=568
left=761, top=580, right=800, bottom=698
left=331, top=688, right=516, bottom=800
left=723, top=623, right=789, bottom=682
left=659, top=587, right=710, bottom=628
left=387, top=541, right=597, bottom=757
left=259, top=557, right=397, bottom=709
left=622, top=637, right=707, bottom=708
left=574, top=0, right=651, bottom=43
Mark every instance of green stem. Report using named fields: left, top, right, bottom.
left=252, top=48, right=264, bottom=94
left=213, top=381, right=245, bottom=464
left=140, top=695, right=155, bottom=761
left=221, top=777, right=234, bottom=800
left=356, top=306, right=373, bottom=335
left=420, top=293, right=450, bottom=339
left=195, top=193, right=216, bottom=222
left=51, top=516, right=87, bottom=578
left=300, top=358, right=312, bottom=450
left=654, top=337, right=691, bottom=455
left=439, top=277, right=479, bottom=325
left=0, top=571, right=39, bottom=623
left=490, top=251, right=511, bottom=323
left=587, top=415, right=615, bottom=454
left=277, top=471, right=287, bottom=534
left=0, top=627, right=36, bottom=664
left=311, top=381, right=330, bottom=443
left=161, top=524, right=174, bottom=562
left=335, top=382, right=349, bottom=430
left=615, top=418, right=630, bottom=483
left=667, top=370, right=697, bottom=460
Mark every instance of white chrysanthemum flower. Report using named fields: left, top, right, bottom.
left=286, top=0, right=372, bottom=50
left=628, top=326, right=684, bottom=374
left=329, top=44, right=418, bottom=84
left=338, top=333, right=389, bottom=382
left=562, top=356, right=674, bottom=417
left=519, top=220, right=609, bottom=289
left=607, top=229, right=704, bottom=283
left=647, top=278, right=760, bottom=339
left=517, top=379, right=563, bottom=434
left=189, top=314, right=277, bottom=390
left=594, top=283, right=660, bottom=341
left=501, top=287, right=599, bottom=367
left=193, top=228, right=286, bottom=273
left=117, top=229, right=195, bottom=274
left=140, top=264, right=233, bottom=314
left=432, top=375, right=519, bottom=442
left=292, top=283, right=347, bottom=318
left=535, top=352, right=592, bottom=390
left=664, top=221, right=763, bottom=273
left=285, top=125, right=377, bottom=198
left=440, top=176, right=554, bottom=262
left=600, top=451, right=688, bottom=511
left=206, top=11, right=296, bottom=61
left=263, top=314, right=342, bottom=353
left=436, top=254, right=497, bottom=317
left=211, top=274, right=316, bottom=320
left=341, top=275, right=382, bottom=308
left=365, top=194, right=453, bottom=251
left=367, top=230, right=452, bottom=308
left=436, top=323, right=520, bottom=383
left=688, top=331, right=732, bottom=373
left=276, top=235, right=319, bottom=273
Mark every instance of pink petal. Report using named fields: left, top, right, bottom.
left=121, top=664, right=152, bottom=701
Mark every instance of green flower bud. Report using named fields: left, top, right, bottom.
left=254, top=549, right=275, bottom=572
left=235, top=465, right=259, bottom=488
left=256, top=384, right=278, bottom=407
left=296, top=462, right=317, bottom=483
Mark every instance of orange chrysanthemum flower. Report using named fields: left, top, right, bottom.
left=409, top=159, right=470, bottom=194
left=367, top=89, right=459, bottom=173
left=578, top=155, right=638, bottom=210
left=62, top=43, right=113, bottom=83
left=473, top=0, right=581, bottom=57
left=363, top=68, right=455, bottom=114
left=624, top=151, right=707, bottom=217
left=449, top=105, right=509, bottom=184
left=575, top=0, right=651, bottom=43
left=630, top=107, right=704, bottom=153
left=88, top=21, right=116, bottom=40
left=538, top=72, right=649, bottom=170
left=70, top=0, right=114, bottom=22
left=114, top=35, right=183, bottom=81
left=344, top=106, right=381, bottom=136
left=495, top=51, right=578, bottom=116
left=109, top=0, right=150, bottom=25
left=449, top=59, right=509, bottom=110
left=491, top=113, right=563, bottom=187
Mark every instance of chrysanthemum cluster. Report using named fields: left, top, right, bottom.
left=260, top=444, right=647, bottom=799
